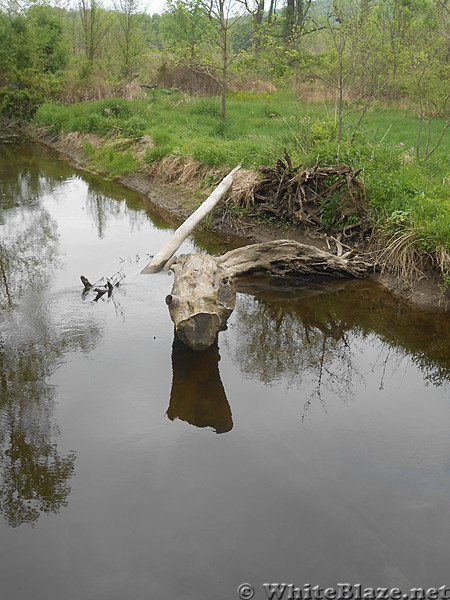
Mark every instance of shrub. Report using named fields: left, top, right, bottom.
left=0, top=87, right=40, bottom=120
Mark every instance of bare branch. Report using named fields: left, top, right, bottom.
left=424, top=121, right=450, bottom=161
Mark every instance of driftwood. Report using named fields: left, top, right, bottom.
left=217, top=240, right=371, bottom=279
left=80, top=272, right=124, bottom=301
left=141, top=165, right=241, bottom=274
left=166, top=241, right=372, bottom=351
left=80, top=275, right=93, bottom=289
left=140, top=161, right=373, bottom=351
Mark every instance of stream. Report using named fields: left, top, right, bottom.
left=0, top=139, right=449, bottom=600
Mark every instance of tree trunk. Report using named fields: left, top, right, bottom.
left=221, top=17, right=227, bottom=121
left=216, top=239, right=372, bottom=279
left=166, top=240, right=372, bottom=351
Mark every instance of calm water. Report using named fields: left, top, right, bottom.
left=0, top=140, right=449, bottom=600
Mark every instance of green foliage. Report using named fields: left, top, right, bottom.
left=309, top=120, right=337, bottom=145
left=319, top=192, right=343, bottom=231
left=189, top=98, right=221, bottom=118
left=84, top=141, right=138, bottom=176
left=120, top=116, right=148, bottom=138
left=259, top=103, right=281, bottom=119
left=150, top=126, right=173, bottom=147
left=28, top=5, right=69, bottom=74
left=159, top=0, right=210, bottom=59
left=144, top=145, right=173, bottom=162
left=35, top=98, right=150, bottom=136
left=192, top=143, right=231, bottom=168
left=0, top=6, right=68, bottom=120
left=0, top=87, right=40, bottom=121
left=101, top=99, right=133, bottom=119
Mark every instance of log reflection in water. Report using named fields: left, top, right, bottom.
left=167, top=337, right=232, bottom=434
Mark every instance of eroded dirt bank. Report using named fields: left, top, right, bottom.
left=39, top=134, right=448, bottom=313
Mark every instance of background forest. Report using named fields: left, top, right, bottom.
left=0, top=0, right=448, bottom=124
left=0, top=0, right=449, bottom=287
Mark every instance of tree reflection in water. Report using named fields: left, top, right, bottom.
left=0, top=276, right=105, bottom=528
left=84, top=177, right=150, bottom=242
left=0, top=147, right=102, bottom=527
left=229, top=284, right=362, bottom=420
left=0, top=211, right=59, bottom=308
left=227, top=277, right=449, bottom=420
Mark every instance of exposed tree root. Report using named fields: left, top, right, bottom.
left=231, top=149, right=368, bottom=240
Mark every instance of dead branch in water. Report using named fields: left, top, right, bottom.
left=80, top=271, right=125, bottom=301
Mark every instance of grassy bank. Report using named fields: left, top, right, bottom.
left=33, top=89, right=450, bottom=287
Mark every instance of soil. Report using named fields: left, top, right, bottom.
left=39, top=134, right=448, bottom=313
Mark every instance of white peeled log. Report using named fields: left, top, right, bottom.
left=141, top=165, right=241, bottom=274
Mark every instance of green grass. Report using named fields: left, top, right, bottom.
left=83, top=140, right=139, bottom=178
left=34, top=89, right=449, bottom=274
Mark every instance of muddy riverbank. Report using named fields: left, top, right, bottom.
left=39, top=133, right=448, bottom=312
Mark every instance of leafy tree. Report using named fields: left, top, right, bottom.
left=401, top=1, right=449, bottom=159
left=373, top=0, right=417, bottom=102
left=200, top=0, right=247, bottom=120
left=282, top=0, right=313, bottom=45
left=311, top=0, right=386, bottom=142
left=161, top=0, right=207, bottom=62
left=77, top=0, right=111, bottom=66
left=237, top=0, right=266, bottom=55
left=28, top=4, right=69, bottom=74
left=162, top=0, right=248, bottom=119
left=114, top=0, right=147, bottom=81
left=0, top=3, right=68, bottom=118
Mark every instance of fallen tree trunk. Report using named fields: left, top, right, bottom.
left=216, top=240, right=371, bottom=279
left=140, top=161, right=374, bottom=350
left=141, top=165, right=241, bottom=274
left=166, top=240, right=373, bottom=350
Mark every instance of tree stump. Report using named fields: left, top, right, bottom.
left=166, top=253, right=236, bottom=351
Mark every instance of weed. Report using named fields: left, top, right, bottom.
left=120, top=116, right=148, bottom=139
left=189, top=98, right=220, bottom=118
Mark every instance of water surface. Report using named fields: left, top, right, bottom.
left=0, top=140, right=449, bottom=600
